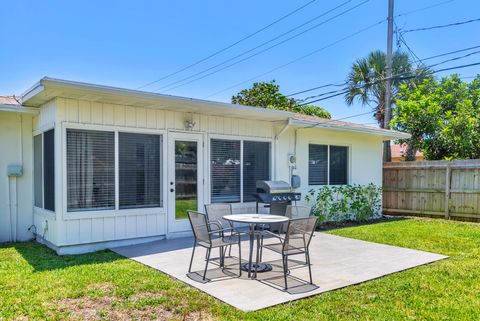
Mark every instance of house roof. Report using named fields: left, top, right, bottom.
left=19, top=77, right=409, bottom=139
left=391, top=143, right=423, bottom=159
left=0, top=95, right=38, bottom=114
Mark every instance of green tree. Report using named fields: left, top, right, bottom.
left=344, top=50, right=418, bottom=128
left=392, top=74, right=480, bottom=160
left=232, top=80, right=331, bottom=119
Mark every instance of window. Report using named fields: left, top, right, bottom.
left=34, top=129, right=55, bottom=211
left=308, top=144, right=328, bottom=185
left=119, top=133, right=161, bottom=209
left=329, top=146, right=348, bottom=185
left=66, top=129, right=163, bottom=212
left=309, top=144, right=348, bottom=185
left=67, top=129, right=115, bottom=211
left=210, top=139, right=270, bottom=203
left=243, top=141, right=270, bottom=202
left=210, top=139, right=241, bottom=203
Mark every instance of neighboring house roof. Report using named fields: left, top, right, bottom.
left=0, top=95, right=38, bottom=114
left=18, top=77, right=409, bottom=140
left=0, top=96, right=20, bottom=105
left=391, top=143, right=423, bottom=160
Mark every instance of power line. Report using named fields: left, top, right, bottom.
left=414, top=45, right=480, bottom=63
left=294, top=46, right=480, bottom=100
left=299, top=61, right=480, bottom=105
left=136, top=0, right=317, bottom=90
left=395, top=0, right=456, bottom=18
left=156, top=0, right=370, bottom=93
left=286, top=81, right=346, bottom=97
left=402, top=17, right=480, bottom=34
left=203, top=19, right=386, bottom=99
left=154, top=0, right=357, bottom=92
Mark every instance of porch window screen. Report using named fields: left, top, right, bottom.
left=43, top=129, right=55, bottom=211
left=119, top=133, right=161, bottom=209
left=309, top=144, right=328, bottom=185
left=243, top=141, right=270, bottom=202
left=67, top=129, right=115, bottom=211
left=329, top=146, right=348, bottom=185
left=210, top=139, right=241, bottom=203
left=33, top=134, right=43, bottom=208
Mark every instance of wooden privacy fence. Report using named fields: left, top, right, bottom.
left=383, top=159, right=480, bottom=221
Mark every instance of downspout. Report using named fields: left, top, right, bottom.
left=274, top=119, right=291, bottom=180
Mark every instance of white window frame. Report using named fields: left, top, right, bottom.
left=208, top=133, right=273, bottom=204
left=308, top=142, right=351, bottom=186
left=33, top=126, right=55, bottom=213
left=62, top=123, right=167, bottom=220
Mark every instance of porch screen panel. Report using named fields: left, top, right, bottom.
left=67, top=129, right=115, bottom=211
left=43, top=129, right=55, bottom=211
left=309, top=144, right=328, bottom=185
left=243, top=141, right=270, bottom=202
left=329, top=146, right=348, bottom=185
left=119, top=133, right=161, bottom=209
left=33, top=134, right=43, bottom=208
left=210, top=139, right=241, bottom=203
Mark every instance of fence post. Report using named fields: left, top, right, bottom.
left=444, top=163, right=452, bottom=219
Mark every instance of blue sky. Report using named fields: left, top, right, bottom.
left=1, top=0, right=479, bottom=124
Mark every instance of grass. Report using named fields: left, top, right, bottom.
left=175, top=199, right=197, bottom=219
left=1, top=217, right=479, bottom=320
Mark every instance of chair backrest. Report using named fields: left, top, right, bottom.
left=187, top=210, right=211, bottom=244
left=283, top=217, right=318, bottom=252
left=285, top=205, right=312, bottom=219
left=204, top=203, right=232, bottom=228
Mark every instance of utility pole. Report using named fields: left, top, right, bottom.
left=383, top=0, right=394, bottom=162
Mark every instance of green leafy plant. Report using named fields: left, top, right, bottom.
left=305, top=183, right=382, bottom=222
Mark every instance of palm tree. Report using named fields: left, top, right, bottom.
left=345, top=50, right=414, bottom=128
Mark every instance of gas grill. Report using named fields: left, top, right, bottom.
left=254, top=180, right=301, bottom=215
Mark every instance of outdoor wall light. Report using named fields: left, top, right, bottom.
left=184, top=114, right=196, bottom=130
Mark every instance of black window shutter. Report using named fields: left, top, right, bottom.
left=33, top=134, right=43, bottom=208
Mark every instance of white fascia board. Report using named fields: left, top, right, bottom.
left=23, top=77, right=294, bottom=121
left=289, top=118, right=411, bottom=140
left=0, top=104, right=39, bottom=115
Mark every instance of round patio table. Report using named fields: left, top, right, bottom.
left=223, top=214, right=289, bottom=279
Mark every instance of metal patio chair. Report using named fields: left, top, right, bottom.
left=258, top=216, right=318, bottom=290
left=187, top=210, right=242, bottom=281
left=205, top=203, right=249, bottom=255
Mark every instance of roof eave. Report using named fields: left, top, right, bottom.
left=0, top=104, right=39, bottom=115
left=288, top=118, right=411, bottom=140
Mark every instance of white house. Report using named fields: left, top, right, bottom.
left=0, top=77, right=409, bottom=254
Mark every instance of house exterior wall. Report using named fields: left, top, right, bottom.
left=25, top=96, right=384, bottom=254
left=274, top=127, right=383, bottom=206
left=36, top=97, right=274, bottom=252
left=0, top=111, right=34, bottom=242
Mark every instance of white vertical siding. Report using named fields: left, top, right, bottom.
left=0, top=112, right=34, bottom=242
left=50, top=97, right=272, bottom=247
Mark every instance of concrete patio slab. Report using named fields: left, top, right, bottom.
left=111, top=233, right=447, bottom=311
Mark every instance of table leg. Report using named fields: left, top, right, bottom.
left=248, top=224, right=254, bottom=278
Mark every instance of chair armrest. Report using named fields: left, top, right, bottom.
left=261, top=230, right=284, bottom=242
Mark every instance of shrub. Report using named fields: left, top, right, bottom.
left=304, top=183, right=382, bottom=222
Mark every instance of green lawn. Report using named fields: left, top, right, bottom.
left=1, top=218, right=479, bottom=320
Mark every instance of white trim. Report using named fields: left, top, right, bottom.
left=0, top=104, right=39, bottom=115
left=62, top=122, right=167, bottom=220
left=114, top=131, right=119, bottom=210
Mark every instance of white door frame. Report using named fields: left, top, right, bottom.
left=167, top=131, right=205, bottom=235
